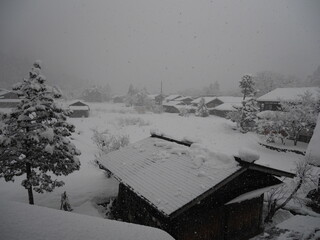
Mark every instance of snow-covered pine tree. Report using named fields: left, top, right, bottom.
left=239, top=74, right=256, bottom=100
left=196, top=97, right=209, bottom=117
left=0, top=61, right=81, bottom=204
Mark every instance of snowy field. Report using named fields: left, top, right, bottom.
left=0, top=102, right=319, bottom=238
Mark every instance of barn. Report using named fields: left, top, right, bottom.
left=0, top=91, right=21, bottom=108
left=98, top=134, right=294, bottom=240
left=68, top=101, right=90, bottom=118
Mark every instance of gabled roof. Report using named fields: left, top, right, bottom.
left=215, top=96, right=244, bottom=103
left=165, top=95, right=182, bottom=101
left=69, top=100, right=88, bottom=107
left=174, top=96, right=193, bottom=101
left=0, top=91, right=20, bottom=100
left=98, top=137, right=240, bottom=217
left=191, top=97, right=217, bottom=105
left=98, top=136, right=295, bottom=218
left=163, top=101, right=186, bottom=107
left=257, top=87, right=320, bottom=102
left=214, top=102, right=241, bottom=111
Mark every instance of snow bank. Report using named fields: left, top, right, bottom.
left=0, top=200, right=174, bottom=240
left=306, top=113, right=320, bottom=166
left=277, top=215, right=320, bottom=237
left=238, top=148, right=260, bottom=163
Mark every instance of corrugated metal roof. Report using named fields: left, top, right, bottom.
left=98, top=137, right=240, bottom=216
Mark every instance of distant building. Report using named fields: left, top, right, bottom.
left=0, top=91, right=21, bottom=108
left=210, top=97, right=244, bottom=118
left=174, top=96, right=194, bottom=105
left=68, top=101, right=90, bottom=118
left=112, top=95, right=126, bottom=103
left=98, top=135, right=295, bottom=240
left=165, top=95, right=182, bottom=102
left=191, top=97, right=219, bottom=109
left=257, top=87, right=320, bottom=111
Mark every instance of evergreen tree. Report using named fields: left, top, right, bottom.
left=0, top=61, right=81, bottom=204
left=239, top=74, right=256, bottom=100
left=196, top=98, right=209, bottom=117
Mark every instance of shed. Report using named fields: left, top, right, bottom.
left=0, top=91, right=21, bottom=108
left=68, top=101, right=90, bottom=118
left=163, top=101, right=185, bottom=113
left=98, top=135, right=294, bottom=240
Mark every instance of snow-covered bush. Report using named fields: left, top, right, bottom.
left=92, top=129, right=129, bottom=154
left=195, top=98, right=209, bottom=117
left=179, top=107, right=189, bottom=117
left=280, top=92, right=319, bottom=146
left=0, top=61, right=81, bottom=204
left=257, top=111, right=288, bottom=144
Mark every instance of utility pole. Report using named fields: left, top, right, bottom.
left=160, top=80, right=163, bottom=106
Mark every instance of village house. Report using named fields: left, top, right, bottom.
left=68, top=101, right=90, bottom=118
left=165, top=95, right=183, bottom=102
left=0, top=91, right=22, bottom=108
left=112, top=95, right=126, bottom=103
left=191, top=96, right=219, bottom=109
left=98, top=134, right=294, bottom=240
left=210, top=97, right=244, bottom=117
left=174, top=96, right=194, bottom=105
left=256, top=87, right=320, bottom=111
left=162, top=101, right=186, bottom=113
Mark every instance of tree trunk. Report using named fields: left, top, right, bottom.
left=26, top=163, right=34, bottom=205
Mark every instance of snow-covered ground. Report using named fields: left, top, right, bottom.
left=0, top=102, right=319, bottom=238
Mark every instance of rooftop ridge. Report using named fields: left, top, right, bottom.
left=150, top=134, right=193, bottom=147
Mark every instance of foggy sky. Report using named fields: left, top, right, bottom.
left=0, top=0, right=320, bottom=94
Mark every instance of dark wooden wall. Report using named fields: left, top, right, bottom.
left=115, top=170, right=281, bottom=240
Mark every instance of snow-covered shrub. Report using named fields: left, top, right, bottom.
left=92, top=129, right=129, bottom=154
left=179, top=107, right=189, bottom=117
left=196, top=97, right=209, bottom=117
left=0, top=61, right=81, bottom=204
left=280, top=91, right=319, bottom=145
left=116, top=117, right=149, bottom=127
left=257, top=111, right=288, bottom=144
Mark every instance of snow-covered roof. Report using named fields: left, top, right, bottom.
left=69, top=105, right=90, bottom=110
left=163, top=101, right=186, bottom=107
left=215, top=96, right=244, bottom=103
left=214, top=102, right=241, bottom=111
left=174, top=96, right=193, bottom=101
left=191, top=97, right=216, bottom=104
left=0, top=89, right=9, bottom=96
left=0, top=200, right=174, bottom=240
left=257, top=87, right=320, bottom=102
left=306, top=113, right=320, bottom=166
left=165, top=95, right=182, bottom=101
left=98, top=137, right=240, bottom=216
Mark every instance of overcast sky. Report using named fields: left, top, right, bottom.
left=0, top=0, right=320, bottom=94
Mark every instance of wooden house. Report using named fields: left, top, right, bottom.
left=210, top=97, right=244, bottom=118
left=68, top=101, right=90, bottom=118
left=0, top=91, right=21, bottom=108
left=257, top=87, right=320, bottom=111
left=165, top=95, right=182, bottom=102
left=174, top=96, right=194, bottom=105
left=98, top=135, right=294, bottom=240
left=162, top=101, right=186, bottom=113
